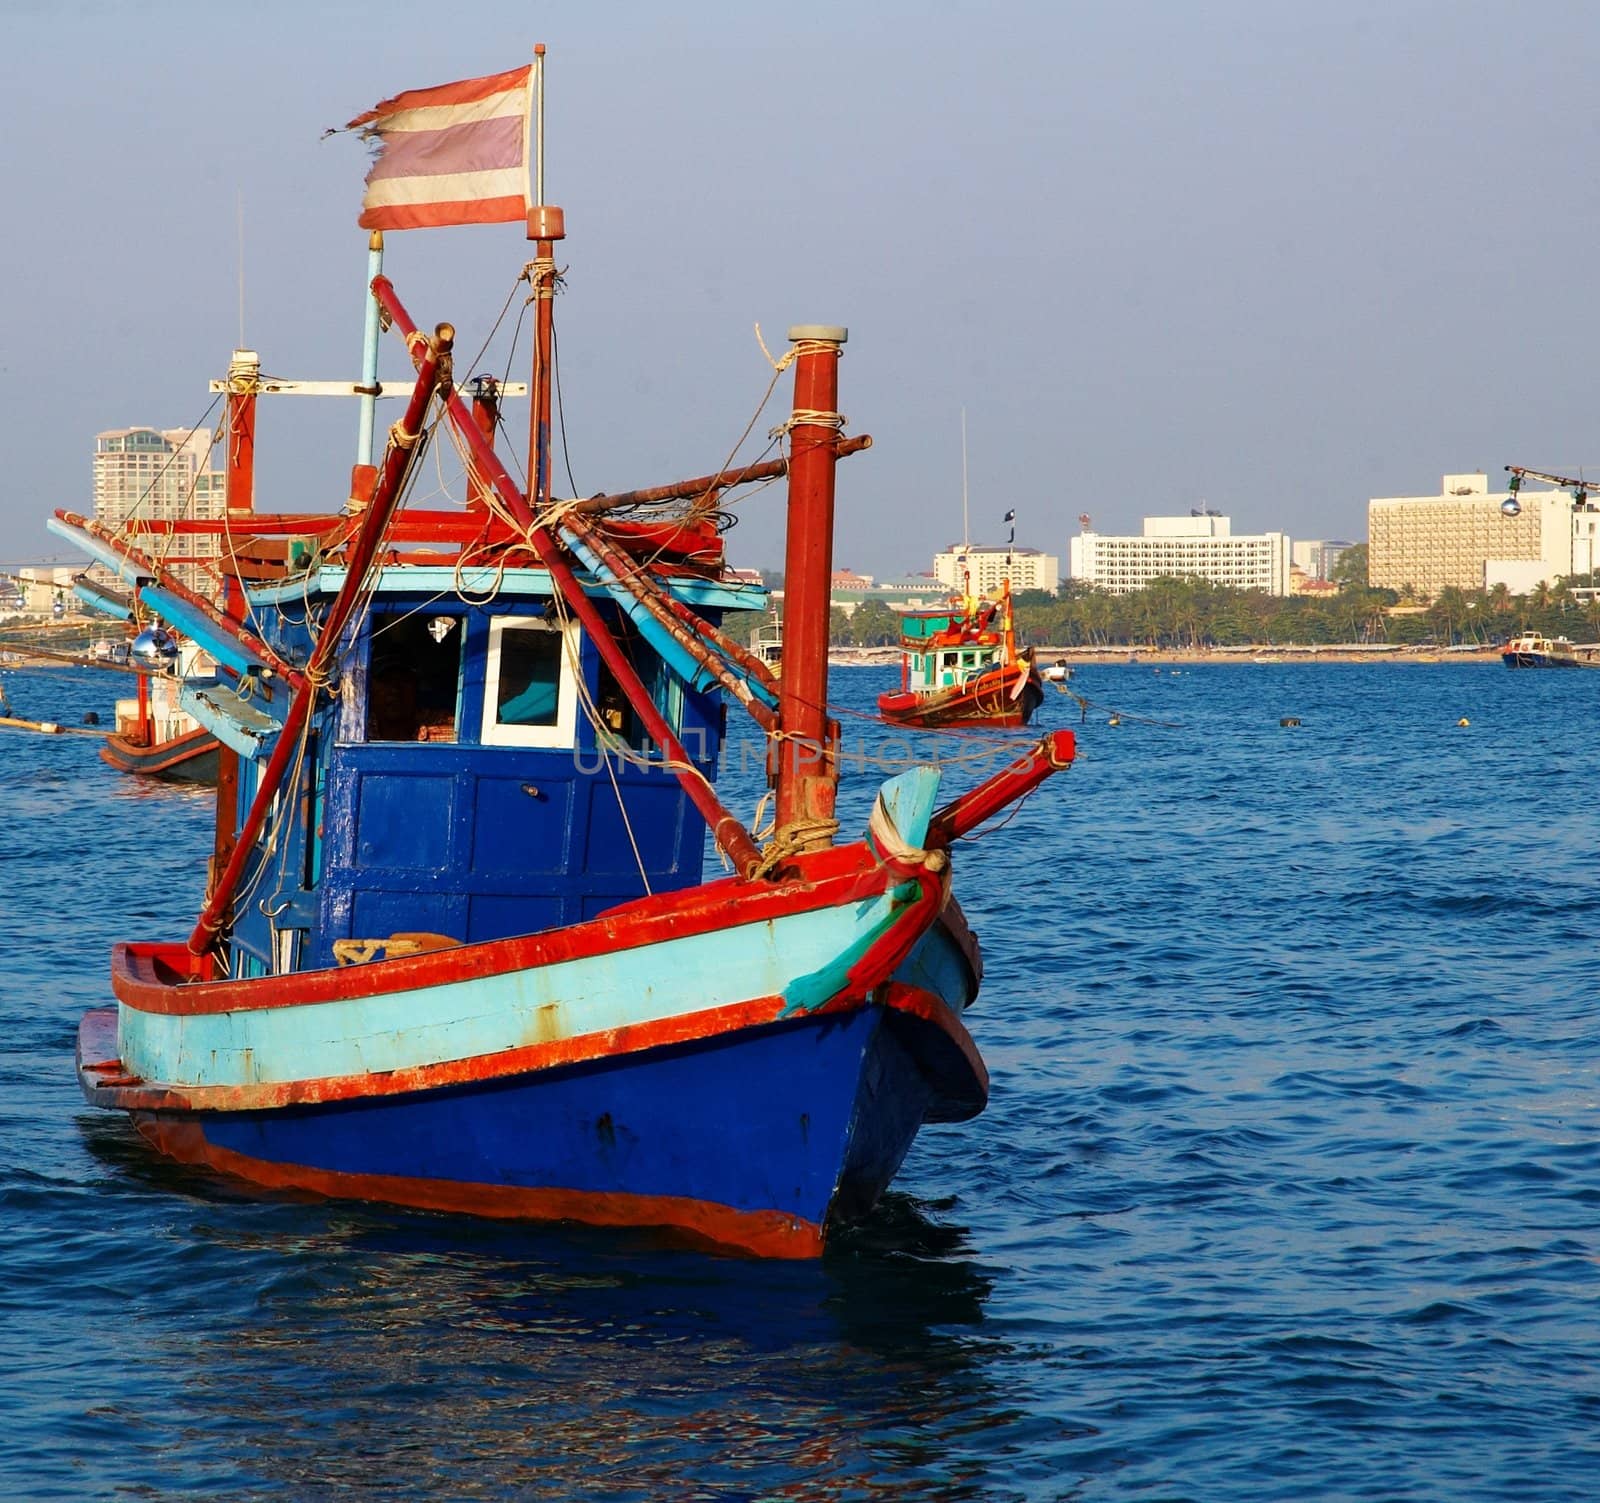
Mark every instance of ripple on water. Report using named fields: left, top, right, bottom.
left=3, top=665, right=1600, bottom=1499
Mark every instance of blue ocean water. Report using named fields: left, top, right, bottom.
left=2, top=661, right=1597, bottom=1501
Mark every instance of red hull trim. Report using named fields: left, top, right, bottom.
left=99, top=725, right=220, bottom=779
left=113, top=837, right=911, bottom=1017
left=878, top=660, right=1042, bottom=730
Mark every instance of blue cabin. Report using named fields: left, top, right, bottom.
left=183, top=563, right=763, bottom=979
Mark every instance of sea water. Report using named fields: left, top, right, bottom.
left=2, top=663, right=1597, bottom=1501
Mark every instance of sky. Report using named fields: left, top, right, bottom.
left=3, top=0, right=1598, bottom=579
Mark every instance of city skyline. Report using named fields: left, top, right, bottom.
left=6, top=4, right=1600, bottom=582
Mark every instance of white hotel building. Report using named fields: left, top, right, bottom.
left=1069, top=514, right=1292, bottom=596
left=932, top=544, right=1060, bottom=596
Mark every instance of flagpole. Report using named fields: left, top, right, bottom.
left=525, top=42, right=564, bottom=515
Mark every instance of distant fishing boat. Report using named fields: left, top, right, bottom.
left=749, top=605, right=782, bottom=676
left=99, top=631, right=222, bottom=783
left=59, top=51, right=1075, bottom=1259
left=877, top=468, right=1043, bottom=728
left=1501, top=632, right=1600, bottom=669
left=877, top=579, right=1043, bottom=729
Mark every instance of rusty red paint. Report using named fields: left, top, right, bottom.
left=225, top=382, right=256, bottom=515
left=775, top=336, right=845, bottom=840
left=925, top=729, right=1076, bottom=847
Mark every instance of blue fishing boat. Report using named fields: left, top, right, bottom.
left=57, top=52, right=1074, bottom=1257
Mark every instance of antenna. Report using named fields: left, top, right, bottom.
left=961, top=407, right=970, bottom=551
left=236, top=190, right=245, bottom=347
left=533, top=43, right=546, bottom=206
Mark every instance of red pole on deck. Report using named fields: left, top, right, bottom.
left=224, top=349, right=258, bottom=516
left=774, top=326, right=847, bottom=845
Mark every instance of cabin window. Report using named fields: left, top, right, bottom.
left=481, top=616, right=580, bottom=748
left=367, top=612, right=463, bottom=742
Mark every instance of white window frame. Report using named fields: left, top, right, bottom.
left=480, top=615, right=581, bottom=748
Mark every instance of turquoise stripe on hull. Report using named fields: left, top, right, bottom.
left=119, top=885, right=919, bottom=1090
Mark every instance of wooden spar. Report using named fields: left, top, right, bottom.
left=51, top=510, right=305, bottom=692
left=0, top=715, right=106, bottom=739
left=0, top=641, right=143, bottom=673
left=773, top=327, right=847, bottom=846
left=924, top=729, right=1076, bottom=848
left=370, top=277, right=765, bottom=880
left=188, top=324, right=450, bottom=957
left=559, top=512, right=777, bottom=731
left=569, top=439, right=872, bottom=516
left=656, top=590, right=779, bottom=695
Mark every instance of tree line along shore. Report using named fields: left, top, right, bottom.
left=810, top=548, right=1596, bottom=654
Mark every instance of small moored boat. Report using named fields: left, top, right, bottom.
left=1501, top=632, right=1600, bottom=669
left=877, top=579, right=1044, bottom=730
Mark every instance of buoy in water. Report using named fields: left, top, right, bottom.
left=83, top=710, right=100, bottom=726
left=1457, top=717, right=1470, bottom=727
left=1108, top=714, right=1121, bottom=727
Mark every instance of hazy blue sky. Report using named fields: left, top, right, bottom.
left=3, top=0, right=1597, bottom=577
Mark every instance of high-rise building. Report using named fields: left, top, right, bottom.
left=932, top=545, right=1059, bottom=596
left=93, top=426, right=226, bottom=594
left=1367, top=473, right=1570, bottom=599
left=1068, top=514, right=1291, bottom=596
left=1291, top=538, right=1357, bottom=581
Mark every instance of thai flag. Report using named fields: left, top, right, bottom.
left=344, top=65, right=532, bottom=231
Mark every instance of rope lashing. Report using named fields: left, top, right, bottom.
left=866, top=794, right=941, bottom=870
left=521, top=257, right=560, bottom=304
left=751, top=816, right=841, bottom=881
left=769, top=409, right=848, bottom=441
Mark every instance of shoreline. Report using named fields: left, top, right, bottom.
left=828, top=646, right=1505, bottom=667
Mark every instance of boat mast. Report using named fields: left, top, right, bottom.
left=960, top=407, right=971, bottom=605
left=961, top=406, right=969, bottom=552
left=353, top=229, right=385, bottom=503
left=525, top=44, right=564, bottom=514
left=773, top=326, right=847, bottom=850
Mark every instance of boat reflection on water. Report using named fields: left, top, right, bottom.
left=79, top=1118, right=1001, bottom=1496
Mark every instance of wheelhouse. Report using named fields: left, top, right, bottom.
left=197, top=564, right=755, bottom=979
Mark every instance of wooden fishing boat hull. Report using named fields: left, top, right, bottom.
left=78, top=976, right=977, bottom=1258
left=74, top=807, right=985, bottom=1258
left=99, top=725, right=222, bottom=783
left=878, top=662, right=1044, bottom=729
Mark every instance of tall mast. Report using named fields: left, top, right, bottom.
left=525, top=43, right=564, bottom=514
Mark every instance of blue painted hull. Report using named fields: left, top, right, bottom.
left=116, top=996, right=979, bottom=1255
